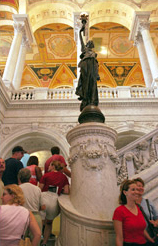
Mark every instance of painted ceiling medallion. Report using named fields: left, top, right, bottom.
left=48, top=35, right=75, bottom=57
left=110, top=35, right=133, bottom=56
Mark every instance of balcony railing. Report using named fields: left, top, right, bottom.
left=10, top=86, right=157, bottom=101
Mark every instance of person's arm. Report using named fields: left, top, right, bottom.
left=150, top=219, right=158, bottom=227
left=79, top=25, right=86, bottom=53
left=63, top=167, right=71, bottom=178
left=144, top=229, right=155, bottom=243
left=113, top=220, right=123, bottom=246
left=29, top=211, right=41, bottom=246
left=39, top=182, right=44, bottom=190
left=63, top=184, right=70, bottom=194
left=150, top=201, right=158, bottom=221
left=35, top=166, right=42, bottom=181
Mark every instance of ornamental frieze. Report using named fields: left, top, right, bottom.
left=68, top=138, right=118, bottom=171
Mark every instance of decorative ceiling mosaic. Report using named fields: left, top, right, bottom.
left=0, top=0, right=158, bottom=89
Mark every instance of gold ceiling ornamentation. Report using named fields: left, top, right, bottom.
left=48, top=35, right=76, bottom=57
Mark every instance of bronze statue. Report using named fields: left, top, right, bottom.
left=75, top=23, right=100, bottom=112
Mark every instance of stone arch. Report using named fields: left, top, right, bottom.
left=28, top=3, right=77, bottom=32
left=1, top=127, right=70, bottom=160
left=114, top=124, right=156, bottom=150
left=116, top=130, right=145, bottom=150
left=86, top=2, right=139, bottom=30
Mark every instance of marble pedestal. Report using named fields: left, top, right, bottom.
left=56, top=122, right=119, bottom=246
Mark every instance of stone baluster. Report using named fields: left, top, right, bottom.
left=12, top=35, right=29, bottom=90
left=138, top=21, right=158, bottom=84
left=134, top=34, right=152, bottom=87
left=2, top=23, right=24, bottom=87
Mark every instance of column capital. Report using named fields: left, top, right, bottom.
left=138, top=21, right=150, bottom=33
left=134, top=33, right=143, bottom=46
left=22, top=35, right=30, bottom=49
left=13, top=22, right=25, bottom=35
left=13, top=14, right=34, bottom=46
left=129, top=11, right=150, bottom=41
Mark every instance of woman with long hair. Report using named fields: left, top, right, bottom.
left=112, top=179, right=154, bottom=246
left=27, top=156, right=42, bottom=185
left=0, top=184, right=41, bottom=246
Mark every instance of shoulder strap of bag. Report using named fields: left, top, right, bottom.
left=137, top=203, right=156, bottom=236
left=137, top=203, right=150, bottom=223
left=146, top=199, right=152, bottom=220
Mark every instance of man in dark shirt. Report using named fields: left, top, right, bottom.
left=2, top=146, right=24, bottom=185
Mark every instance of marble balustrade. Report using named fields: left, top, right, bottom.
left=9, top=86, right=156, bottom=101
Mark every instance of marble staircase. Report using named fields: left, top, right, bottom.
left=117, top=128, right=158, bottom=209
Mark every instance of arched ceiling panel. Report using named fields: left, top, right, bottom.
left=85, top=2, right=138, bottom=30
left=28, top=3, right=77, bottom=32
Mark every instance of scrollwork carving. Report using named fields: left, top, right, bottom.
left=2, top=126, right=10, bottom=135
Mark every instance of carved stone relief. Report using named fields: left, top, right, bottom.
left=117, top=135, right=158, bottom=184
left=69, top=138, right=118, bottom=171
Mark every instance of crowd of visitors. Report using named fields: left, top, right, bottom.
left=0, top=145, right=70, bottom=246
left=1, top=144, right=158, bottom=246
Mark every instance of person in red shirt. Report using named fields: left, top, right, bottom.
left=44, top=146, right=71, bottom=178
left=113, top=179, right=154, bottom=246
left=39, top=160, right=69, bottom=246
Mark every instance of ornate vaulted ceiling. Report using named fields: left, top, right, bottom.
left=0, top=0, right=158, bottom=89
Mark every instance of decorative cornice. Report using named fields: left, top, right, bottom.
left=5, top=98, right=158, bottom=109
left=66, top=123, right=117, bottom=144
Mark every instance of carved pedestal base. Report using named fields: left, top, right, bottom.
left=56, top=122, right=119, bottom=246
left=55, top=196, right=116, bottom=246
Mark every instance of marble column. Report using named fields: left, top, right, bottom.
left=138, top=22, right=158, bottom=83
left=56, top=122, right=119, bottom=246
left=134, top=34, right=152, bottom=87
left=2, top=14, right=33, bottom=89
left=12, top=35, right=29, bottom=90
left=2, top=23, right=24, bottom=87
